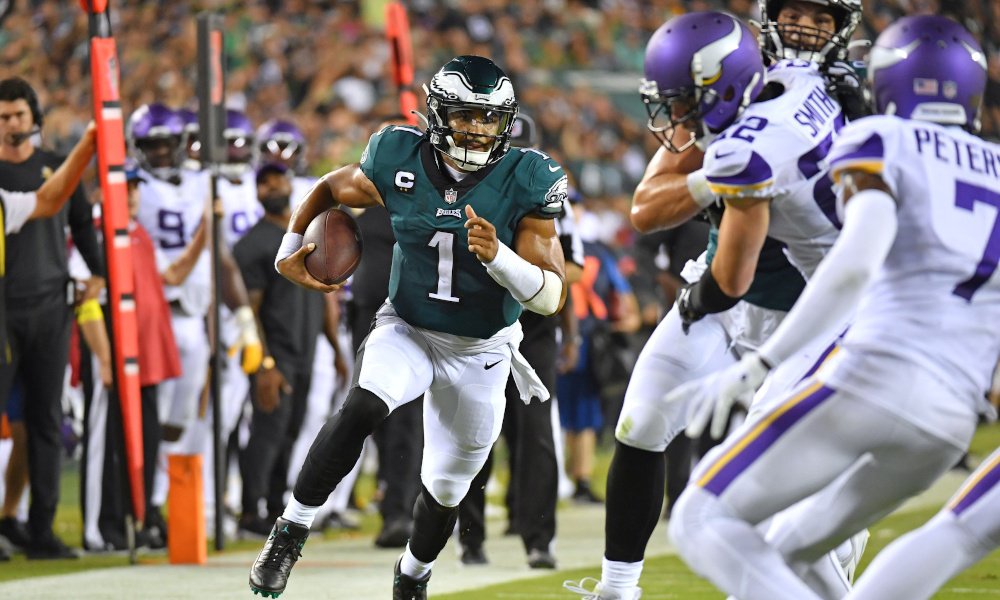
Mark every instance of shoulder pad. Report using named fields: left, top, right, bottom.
left=827, top=115, right=895, bottom=184
left=703, top=136, right=774, bottom=199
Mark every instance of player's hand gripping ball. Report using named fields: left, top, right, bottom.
left=302, top=208, right=364, bottom=285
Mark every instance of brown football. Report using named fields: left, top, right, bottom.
left=302, top=208, right=364, bottom=285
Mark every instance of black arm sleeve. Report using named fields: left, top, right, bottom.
left=688, top=267, right=742, bottom=315
left=68, top=185, right=105, bottom=277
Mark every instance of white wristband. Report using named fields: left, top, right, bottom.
left=275, top=232, right=304, bottom=273
left=686, top=168, right=716, bottom=208
left=485, top=241, right=544, bottom=302
left=485, top=242, right=562, bottom=316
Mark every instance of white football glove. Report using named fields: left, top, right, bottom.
left=662, top=353, right=771, bottom=440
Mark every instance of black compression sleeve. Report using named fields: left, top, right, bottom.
left=689, top=266, right=742, bottom=315
left=69, top=186, right=105, bottom=277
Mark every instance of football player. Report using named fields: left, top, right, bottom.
left=186, top=108, right=266, bottom=530
left=567, top=4, right=863, bottom=599
left=249, top=55, right=567, bottom=600
left=665, top=15, right=1000, bottom=600
left=255, top=118, right=316, bottom=211
left=128, top=104, right=259, bottom=505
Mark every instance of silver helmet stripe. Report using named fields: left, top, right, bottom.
left=867, top=38, right=922, bottom=78
left=960, top=40, right=988, bottom=71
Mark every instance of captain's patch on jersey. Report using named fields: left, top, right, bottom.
left=394, top=170, right=415, bottom=192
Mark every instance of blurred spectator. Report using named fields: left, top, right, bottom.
left=234, top=164, right=328, bottom=535
left=9, top=1, right=997, bottom=196
left=558, top=227, right=640, bottom=504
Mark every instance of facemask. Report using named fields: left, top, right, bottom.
left=259, top=194, right=290, bottom=215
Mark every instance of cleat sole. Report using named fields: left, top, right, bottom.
left=249, top=585, right=282, bottom=598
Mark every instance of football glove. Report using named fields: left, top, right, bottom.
left=231, top=306, right=263, bottom=374
left=825, top=61, right=871, bottom=122
left=662, top=352, right=770, bottom=440
left=675, top=283, right=705, bottom=334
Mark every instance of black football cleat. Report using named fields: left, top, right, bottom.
left=393, top=556, right=431, bottom=600
left=249, top=518, right=309, bottom=598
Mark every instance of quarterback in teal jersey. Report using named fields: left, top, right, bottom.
left=249, top=56, right=567, bottom=600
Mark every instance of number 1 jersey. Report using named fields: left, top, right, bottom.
left=360, top=125, right=564, bottom=339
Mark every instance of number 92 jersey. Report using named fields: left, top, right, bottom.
left=703, top=60, right=844, bottom=279
left=828, top=115, right=1000, bottom=403
left=360, top=125, right=565, bottom=339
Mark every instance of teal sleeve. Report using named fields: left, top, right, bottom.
left=525, top=155, right=568, bottom=219
left=359, top=129, right=384, bottom=184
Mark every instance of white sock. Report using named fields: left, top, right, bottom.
left=401, top=544, right=434, bottom=579
left=281, top=494, right=321, bottom=528
left=602, top=557, right=644, bottom=594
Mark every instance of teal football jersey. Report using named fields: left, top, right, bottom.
left=360, top=126, right=565, bottom=338
left=705, top=227, right=805, bottom=311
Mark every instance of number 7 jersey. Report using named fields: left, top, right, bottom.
left=359, top=125, right=565, bottom=339
left=828, top=115, right=1000, bottom=403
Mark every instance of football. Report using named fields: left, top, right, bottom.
left=302, top=208, right=364, bottom=285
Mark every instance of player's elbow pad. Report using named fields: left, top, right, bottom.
left=485, top=242, right=562, bottom=316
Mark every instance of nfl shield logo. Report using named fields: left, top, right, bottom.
left=444, top=188, right=458, bottom=204
left=943, top=81, right=958, bottom=99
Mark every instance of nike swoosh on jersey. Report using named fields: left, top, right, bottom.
left=484, top=360, right=502, bottom=370
left=548, top=164, right=561, bottom=172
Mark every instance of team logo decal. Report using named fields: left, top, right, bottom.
left=444, top=188, right=458, bottom=204
left=544, top=176, right=568, bottom=209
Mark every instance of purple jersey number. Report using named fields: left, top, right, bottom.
left=231, top=211, right=251, bottom=237
left=953, top=180, right=1000, bottom=301
left=730, top=117, right=768, bottom=143
left=157, top=209, right=186, bottom=249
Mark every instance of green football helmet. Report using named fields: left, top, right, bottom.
left=424, top=55, right=519, bottom=171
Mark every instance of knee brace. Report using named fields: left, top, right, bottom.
left=292, top=386, right=389, bottom=506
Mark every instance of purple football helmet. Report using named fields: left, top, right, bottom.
left=176, top=108, right=201, bottom=170
left=221, top=109, right=255, bottom=179
left=868, top=15, right=987, bottom=131
left=641, top=12, right=766, bottom=153
left=255, top=118, right=307, bottom=175
left=127, top=103, right=185, bottom=182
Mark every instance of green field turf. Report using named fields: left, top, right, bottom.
left=435, top=503, right=1000, bottom=599
left=3, top=423, right=999, bottom=599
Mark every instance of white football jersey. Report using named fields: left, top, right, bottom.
left=704, top=60, right=843, bottom=279
left=827, top=115, right=1000, bottom=406
left=218, top=172, right=262, bottom=249
left=290, top=175, right=318, bottom=211
left=135, top=169, right=212, bottom=316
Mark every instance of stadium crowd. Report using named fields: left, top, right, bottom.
left=0, top=0, right=998, bottom=576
